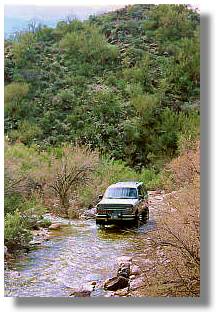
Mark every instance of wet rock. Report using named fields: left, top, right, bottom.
left=31, top=228, right=50, bottom=245
left=36, top=218, right=52, bottom=228
left=90, top=281, right=97, bottom=286
left=148, top=190, right=163, bottom=196
left=49, top=223, right=61, bottom=230
left=117, top=263, right=130, bottom=279
left=69, top=288, right=91, bottom=297
left=130, top=265, right=141, bottom=276
left=114, top=287, right=129, bottom=297
left=104, top=292, right=115, bottom=297
left=130, top=275, right=136, bottom=279
left=129, top=277, right=144, bottom=291
left=140, top=258, right=153, bottom=267
left=29, top=240, right=42, bottom=245
left=104, top=276, right=129, bottom=291
left=80, top=207, right=96, bottom=219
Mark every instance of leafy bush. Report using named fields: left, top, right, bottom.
left=59, top=25, right=119, bottom=64
left=4, top=193, right=24, bottom=215
left=139, top=168, right=162, bottom=190
left=12, top=32, right=37, bottom=66
left=8, top=120, right=43, bottom=145
left=5, top=210, right=32, bottom=251
left=37, top=218, right=51, bottom=228
left=145, top=5, right=198, bottom=42
left=4, top=5, right=199, bottom=169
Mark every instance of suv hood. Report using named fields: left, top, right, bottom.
left=98, top=198, right=139, bottom=206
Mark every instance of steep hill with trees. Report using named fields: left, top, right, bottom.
left=5, top=4, right=199, bottom=169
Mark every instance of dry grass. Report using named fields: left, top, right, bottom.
left=4, top=141, right=99, bottom=217
left=134, top=142, right=200, bottom=297
left=41, top=146, right=99, bottom=217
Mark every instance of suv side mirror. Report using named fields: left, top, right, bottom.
left=98, top=194, right=103, bottom=200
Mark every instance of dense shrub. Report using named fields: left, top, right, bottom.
left=59, top=24, right=119, bottom=64
left=4, top=192, right=24, bottom=216
left=12, top=32, right=37, bottom=66
left=5, top=210, right=32, bottom=251
left=8, top=120, right=43, bottom=145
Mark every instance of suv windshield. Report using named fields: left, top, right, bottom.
left=104, top=187, right=138, bottom=199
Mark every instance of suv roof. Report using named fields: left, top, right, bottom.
left=108, top=181, right=143, bottom=188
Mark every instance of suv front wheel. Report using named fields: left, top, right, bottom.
left=139, top=208, right=149, bottom=223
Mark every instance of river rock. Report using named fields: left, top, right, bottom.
left=114, top=287, right=129, bottom=297
left=117, top=263, right=130, bottom=279
left=81, top=207, right=97, bottom=219
left=129, top=277, right=144, bottom=291
left=104, top=276, right=129, bottom=291
left=49, top=223, right=61, bottom=230
left=69, top=288, right=91, bottom=297
left=90, top=281, right=97, bottom=286
left=130, top=265, right=141, bottom=276
left=29, top=240, right=42, bottom=245
left=104, top=292, right=115, bottom=297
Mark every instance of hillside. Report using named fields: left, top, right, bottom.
left=5, top=4, right=200, bottom=169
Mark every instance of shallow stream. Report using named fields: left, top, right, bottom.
left=5, top=217, right=156, bottom=297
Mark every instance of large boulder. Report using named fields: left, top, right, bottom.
left=104, top=276, right=129, bottom=291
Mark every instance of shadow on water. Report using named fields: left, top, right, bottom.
left=96, top=219, right=156, bottom=240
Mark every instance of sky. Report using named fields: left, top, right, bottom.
left=4, top=3, right=124, bottom=36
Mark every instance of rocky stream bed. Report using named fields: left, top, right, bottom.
left=4, top=191, right=164, bottom=297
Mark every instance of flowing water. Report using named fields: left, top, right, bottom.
left=4, top=217, right=156, bottom=297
